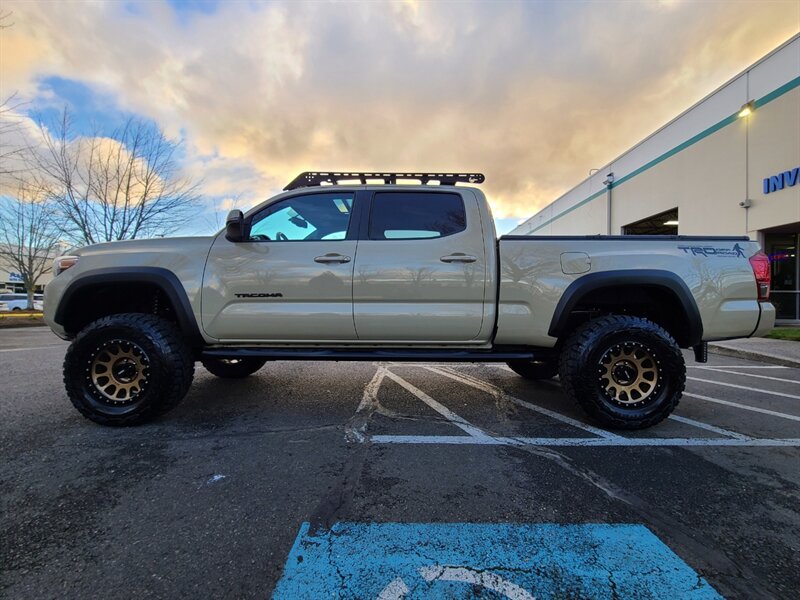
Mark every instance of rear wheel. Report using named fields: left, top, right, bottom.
left=63, top=313, right=194, bottom=426
left=201, top=357, right=267, bottom=378
left=506, top=359, right=558, bottom=380
left=558, top=315, right=684, bottom=430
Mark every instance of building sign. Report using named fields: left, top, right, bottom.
left=9, top=272, right=24, bottom=282
left=763, top=167, right=800, bottom=194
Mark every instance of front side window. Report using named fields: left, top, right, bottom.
left=369, top=192, right=466, bottom=240
left=247, top=193, right=354, bottom=241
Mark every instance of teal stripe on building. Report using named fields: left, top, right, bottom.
left=527, top=75, right=800, bottom=234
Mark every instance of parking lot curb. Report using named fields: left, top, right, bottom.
left=708, top=343, right=800, bottom=368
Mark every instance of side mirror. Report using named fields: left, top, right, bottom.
left=225, top=210, right=245, bottom=242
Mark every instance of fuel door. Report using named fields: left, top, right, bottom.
left=560, top=252, right=591, bottom=275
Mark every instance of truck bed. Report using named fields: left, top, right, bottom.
left=494, top=235, right=772, bottom=348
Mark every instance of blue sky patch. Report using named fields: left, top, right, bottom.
left=167, top=0, right=220, bottom=20
left=29, top=76, right=134, bottom=137
left=495, top=217, right=523, bottom=236
left=274, top=522, right=722, bottom=599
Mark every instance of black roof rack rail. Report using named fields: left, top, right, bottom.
left=284, top=171, right=485, bottom=191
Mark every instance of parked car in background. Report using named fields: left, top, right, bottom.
left=0, top=293, right=44, bottom=311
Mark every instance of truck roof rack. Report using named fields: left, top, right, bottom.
left=284, top=171, right=485, bottom=191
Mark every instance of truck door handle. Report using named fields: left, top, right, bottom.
left=440, top=253, right=477, bottom=263
left=314, top=253, right=351, bottom=264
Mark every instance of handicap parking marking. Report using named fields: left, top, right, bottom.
left=353, top=365, right=800, bottom=447
left=273, top=522, right=722, bottom=599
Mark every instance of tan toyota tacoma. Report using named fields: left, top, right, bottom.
left=44, top=172, right=775, bottom=429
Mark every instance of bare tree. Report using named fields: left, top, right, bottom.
left=0, top=14, right=26, bottom=179
left=31, top=110, right=201, bottom=245
left=0, top=184, right=63, bottom=308
left=0, top=10, right=13, bottom=29
left=0, top=93, right=26, bottom=177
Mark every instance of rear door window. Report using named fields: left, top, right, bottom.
left=368, top=192, right=466, bottom=240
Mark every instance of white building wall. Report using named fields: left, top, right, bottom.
left=511, top=34, right=800, bottom=238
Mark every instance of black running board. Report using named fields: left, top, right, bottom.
left=201, top=347, right=552, bottom=363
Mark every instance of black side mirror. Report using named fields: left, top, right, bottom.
left=225, top=210, right=245, bottom=242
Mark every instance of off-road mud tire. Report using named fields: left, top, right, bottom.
left=558, top=315, right=685, bottom=430
left=63, top=313, right=194, bottom=426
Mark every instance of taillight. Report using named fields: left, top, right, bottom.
left=748, top=251, right=770, bottom=301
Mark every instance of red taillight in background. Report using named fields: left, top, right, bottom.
left=749, top=251, right=771, bottom=301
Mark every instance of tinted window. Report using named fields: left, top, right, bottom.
left=248, top=193, right=354, bottom=242
left=369, top=192, right=466, bottom=240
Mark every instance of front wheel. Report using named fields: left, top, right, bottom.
left=558, top=315, right=685, bottom=430
left=201, top=357, right=267, bottom=378
left=63, top=314, right=194, bottom=426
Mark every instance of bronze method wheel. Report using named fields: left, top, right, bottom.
left=598, top=341, right=661, bottom=408
left=88, top=340, right=150, bottom=405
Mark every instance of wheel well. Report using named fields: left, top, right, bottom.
left=558, top=285, right=696, bottom=347
left=61, top=282, right=180, bottom=336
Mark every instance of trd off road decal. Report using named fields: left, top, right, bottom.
left=678, top=243, right=746, bottom=258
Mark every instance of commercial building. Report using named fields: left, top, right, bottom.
left=511, top=34, right=800, bottom=322
left=0, top=246, right=56, bottom=294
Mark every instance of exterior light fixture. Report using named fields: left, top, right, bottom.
left=663, top=220, right=679, bottom=226
left=738, top=100, right=755, bottom=118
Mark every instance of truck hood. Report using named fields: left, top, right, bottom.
left=73, top=236, right=215, bottom=257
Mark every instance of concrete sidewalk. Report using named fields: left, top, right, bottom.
left=709, top=337, right=800, bottom=368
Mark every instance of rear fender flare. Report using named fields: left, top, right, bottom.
left=548, top=270, right=703, bottom=346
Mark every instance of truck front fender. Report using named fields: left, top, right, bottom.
left=54, top=266, right=203, bottom=346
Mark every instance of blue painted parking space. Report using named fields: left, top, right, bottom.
left=274, top=522, right=722, bottom=599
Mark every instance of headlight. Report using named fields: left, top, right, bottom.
left=54, top=255, right=79, bottom=276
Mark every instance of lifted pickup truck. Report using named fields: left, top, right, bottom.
left=44, top=171, right=775, bottom=429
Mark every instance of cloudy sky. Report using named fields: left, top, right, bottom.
left=1, top=0, right=799, bottom=234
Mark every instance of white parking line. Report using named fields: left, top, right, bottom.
left=425, top=366, right=621, bottom=440
left=353, top=361, right=800, bottom=448
left=692, top=367, right=799, bottom=385
left=688, top=365, right=788, bottom=369
left=344, top=366, right=387, bottom=443
left=371, top=435, right=800, bottom=447
left=383, top=370, right=493, bottom=440
left=441, top=366, right=756, bottom=440
left=688, top=377, right=800, bottom=400
left=684, top=392, right=800, bottom=422
left=668, top=415, right=751, bottom=440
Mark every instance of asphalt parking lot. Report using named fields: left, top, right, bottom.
left=2, top=327, right=799, bottom=599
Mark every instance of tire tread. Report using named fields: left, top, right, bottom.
left=558, top=315, right=685, bottom=430
left=63, top=313, right=194, bottom=426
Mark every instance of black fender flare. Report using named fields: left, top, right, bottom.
left=548, top=269, right=703, bottom=346
left=54, top=267, right=203, bottom=346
